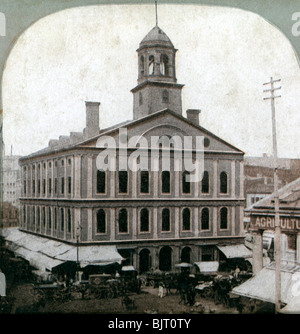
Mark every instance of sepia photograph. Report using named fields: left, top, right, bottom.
left=1, top=0, right=300, bottom=322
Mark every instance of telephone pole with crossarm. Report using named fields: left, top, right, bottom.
left=263, top=77, right=281, bottom=313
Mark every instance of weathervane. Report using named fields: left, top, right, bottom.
left=155, top=1, right=158, bottom=26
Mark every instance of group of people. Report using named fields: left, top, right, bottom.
left=157, top=273, right=196, bottom=306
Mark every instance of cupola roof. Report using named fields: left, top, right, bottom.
left=140, top=25, right=174, bottom=48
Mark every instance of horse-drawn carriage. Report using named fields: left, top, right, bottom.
left=140, top=270, right=178, bottom=291
left=88, top=274, right=120, bottom=299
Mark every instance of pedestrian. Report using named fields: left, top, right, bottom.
left=234, top=266, right=240, bottom=279
left=158, top=282, right=165, bottom=298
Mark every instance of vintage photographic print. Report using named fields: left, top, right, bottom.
left=1, top=0, right=300, bottom=322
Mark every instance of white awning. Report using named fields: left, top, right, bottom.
left=14, top=246, right=64, bottom=271
left=232, top=266, right=299, bottom=306
left=194, top=261, right=219, bottom=273
left=55, top=245, right=124, bottom=267
left=121, top=266, right=136, bottom=271
left=280, top=300, right=300, bottom=314
left=175, top=262, right=193, bottom=268
left=217, top=244, right=252, bottom=259
left=1, top=228, right=123, bottom=270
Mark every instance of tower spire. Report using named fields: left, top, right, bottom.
left=155, top=1, right=158, bottom=26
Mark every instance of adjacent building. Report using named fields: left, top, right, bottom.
left=3, top=154, right=22, bottom=208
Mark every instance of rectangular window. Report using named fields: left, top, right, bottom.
left=162, top=171, right=170, bottom=193
left=201, top=171, right=209, bottom=194
left=140, top=171, right=149, bottom=193
left=61, top=177, right=65, bottom=194
left=119, top=171, right=128, bottom=193
left=38, top=180, right=40, bottom=194
left=43, top=179, right=46, bottom=194
left=32, top=180, right=35, bottom=194
left=54, top=208, right=57, bottom=230
left=68, top=176, right=72, bottom=194
left=97, top=209, right=106, bottom=234
left=182, top=171, right=191, bottom=194
left=54, top=178, right=57, bottom=194
left=24, top=181, right=26, bottom=195
left=48, top=178, right=52, bottom=194
left=61, top=208, right=64, bottom=231
left=97, top=170, right=106, bottom=193
left=67, top=209, right=71, bottom=233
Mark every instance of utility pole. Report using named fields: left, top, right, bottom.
left=263, top=77, right=281, bottom=313
left=76, top=223, right=82, bottom=281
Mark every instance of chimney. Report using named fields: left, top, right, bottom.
left=85, top=101, right=100, bottom=139
left=186, top=109, right=201, bottom=125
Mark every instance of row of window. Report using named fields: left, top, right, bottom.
left=22, top=206, right=72, bottom=234
left=97, top=170, right=229, bottom=195
left=23, top=170, right=229, bottom=197
left=24, top=176, right=72, bottom=196
left=23, top=158, right=72, bottom=173
left=96, top=207, right=229, bottom=234
left=21, top=206, right=230, bottom=236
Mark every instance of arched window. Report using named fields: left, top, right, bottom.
left=182, top=171, right=191, bottom=194
left=42, top=207, right=46, bottom=227
left=32, top=207, right=35, bottom=228
left=67, top=209, right=71, bottom=233
left=162, top=208, right=170, bottom=231
left=220, top=171, right=228, bottom=194
left=48, top=207, right=52, bottom=229
left=97, top=170, right=106, bottom=193
left=119, top=209, right=128, bottom=233
left=182, top=208, right=191, bottom=231
left=201, top=208, right=209, bottom=230
left=60, top=208, right=64, bottom=231
left=140, top=55, right=145, bottom=76
left=202, top=171, right=209, bottom=193
left=149, top=55, right=154, bottom=75
left=162, top=171, right=170, bottom=193
left=181, top=247, right=191, bottom=263
left=37, top=207, right=40, bottom=231
left=220, top=207, right=228, bottom=229
left=140, top=208, right=149, bottom=232
left=162, top=90, right=169, bottom=103
left=54, top=207, right=57, bottom=230
left=140, top=171, right=149, bottom=193
left=97, top=209, right=106, bottom=234
left=160, top=54, right=169, bottom=75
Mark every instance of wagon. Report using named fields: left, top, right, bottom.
left=88, top=274, right=118, bottom=299
left=33, top=282, right=71, bottom=302
left=141, top=270, right=179, bottom=291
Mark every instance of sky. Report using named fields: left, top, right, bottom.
left=2, top=4, right=300, bottom=158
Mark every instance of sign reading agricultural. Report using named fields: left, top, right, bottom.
left=250, top=215, right=300, bottom=232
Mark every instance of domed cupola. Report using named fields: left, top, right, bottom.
left=137, top=25, right=177, bottom=84
left=131, top=24, right=184, bottom=120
